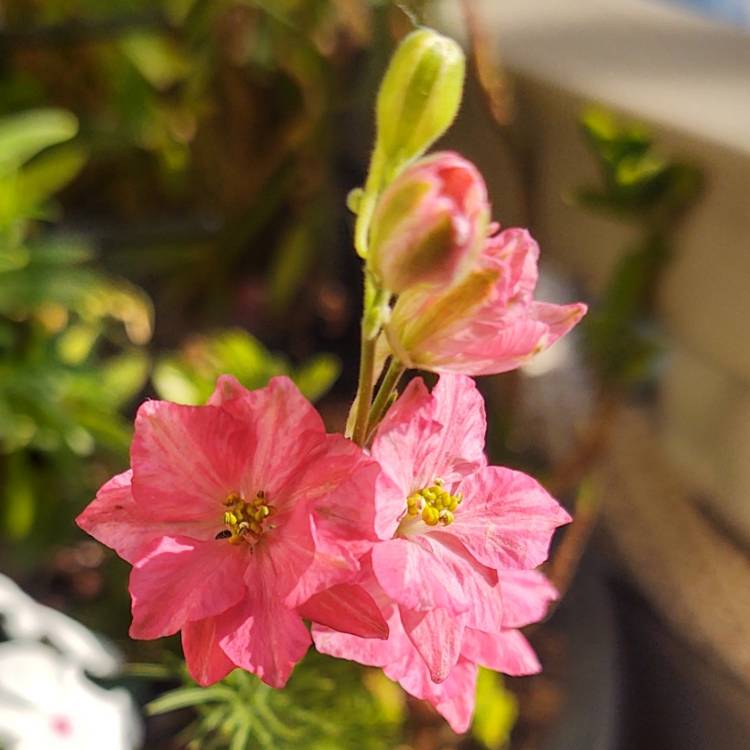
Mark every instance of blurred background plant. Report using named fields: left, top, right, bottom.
left=0, top=107, right=151, bottom=552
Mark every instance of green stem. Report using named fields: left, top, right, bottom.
left=365, top=358, right=405, bottom=443
left=351, top=333, right=377, bottom=446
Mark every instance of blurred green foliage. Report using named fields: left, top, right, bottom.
left=471, top=669, right=518, bottom=749
left=142, top=653, right=518, bottom=749
left=0, top=108, right=152, bottom=543
left=574, top=107, right=703, bottom=386
left=153, top=328, right=340, bottom=405
left=146, top=653, right=404, bottom=750
left=0, top=0, right=403, bottom=324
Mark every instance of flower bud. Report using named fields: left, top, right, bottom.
left=354, top=28, right=465, bottom=257
left=368, top=152, right=489, bottom=293
left=376, top=28, right=465, bottom=172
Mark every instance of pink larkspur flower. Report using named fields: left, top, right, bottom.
left=314, top=374, right=569, bottom=730
left=314, top=563, right=558, bottom=733
left=385, top=223, right=587, bottom=375
left=368, top=151, right=489, bottom=294
left=76, top=375, right=387, bottom=688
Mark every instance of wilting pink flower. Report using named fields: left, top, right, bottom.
left=314, top=375, right=568, bottom=730
left=385, top=224, right=587, bottom=375
left=77, top=376, right=387, bottom=688
left=368, top=151, right=489, bottom=293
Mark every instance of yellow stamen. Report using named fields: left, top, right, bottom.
left=405, top=478, right=462, bottom=527
left=218, top=491, right=274, bottom=545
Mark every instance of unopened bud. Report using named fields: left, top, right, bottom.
left=369, top=152, right=489, bottom=293
left=355, top=28, right=465, bottom=258
left=376, top=29, right=465, bottom=172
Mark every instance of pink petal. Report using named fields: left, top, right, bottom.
left=399, top=605, right=466, bottom=683
left=217, top=590, right=311, bottom=689
left=434, top=660, right=479, bottom=733
left=288, top=433, right=381, bottom=551
left=314, top=603, right=478, bottom=729
left=207, top=375, right=326, bottom=502
left=266, top=506, right=360, bottom=609
left=182, top=615, right=236, bottom=686
left=373, top=376, right=486, bottom=493
left=461, top=628, right=541, bottom=676
left=421, top=533, right=503, bottom=633
left=532, top=301, right=588, bottom=345
left=297, top=584, right=388, bottom=640
left=76, top=471, right=215, bottom=564
left=452, top=466, right=571, bottom=570
left=131, top=400, right=255, bottom=520
left=483, top=227, right=539, bottom=306
left=371, top=538, right=470, bottom=615
left=371, top=378, right=437, bottom=497
left=500, top=569, right=558, bottom=629
left=128, top=536, right=246, bottom=639
left=418, top=374, right=487, bottom=485
left=425, top=316, right=550, bottom=376
left=312, top=621, right=399, bottom=669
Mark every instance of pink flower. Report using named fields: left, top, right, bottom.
left=314, top=564, right=558, bottom=733
left=314, top=375, right=569, bottom=730
left=385, top=225, right=587, bottom=375
left=77, top=376, right=387, bottom=688
left=368, top=152, right=489, bottom=293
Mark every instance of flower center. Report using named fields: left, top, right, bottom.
left=405, top=478, right=462, bottom=526
left=217, top=490, right=273, bottom=545
left=50, top=715, right=73, bottom=738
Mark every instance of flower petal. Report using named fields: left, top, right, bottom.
left=461, top=628, right=541, bottom=676
left=207, top=375, right=326, bottom=501
left=500, top=569, right=558, bottom=629
left=217, top=590, right=311, bottom=689
left=372, top=375, right=486, bottom=511
left=371, top=537, right=470, bottom=614
left=289, top=433, right=381, bottom=552
left=434, top=660, right=479, bottom=734
left=76, top=471, right=215, bottom=564
left=182, top=615, right=236, bottom=686
left=131, top=400, right=255, bottom=520
left=420, top=533, right=503, bottom=633
left=532, top=301, right=588, bottom=346
left=416, top=374, right=487, bottom=486
left=371, top=378, right=437, bottom=496
left=452, top=466, right=571, bottom=570
left=129, top=536, right=246, bottom=639
left=399, top=605, right=466, bottom=683
left=297, top=584, right=388, bottom=640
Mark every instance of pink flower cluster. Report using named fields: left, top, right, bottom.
left=77, top=152, right=585, bottom=732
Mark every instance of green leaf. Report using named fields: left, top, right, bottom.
left=3, top=451, right=35, bottom=539
left=267, top=224, right=314, bottom=316
left=120, top=32, right=191, bottom=91
left=292, top=354, right=340, bottom=402
left=98, top=350, right=150, bottom=408
left=152, top=359, right=204, bottom=405
left=472, top=669, right=518, bottom=749
left=0, top=109, right=78, bottom=177
left=15, top=144, right=88, bottom=210
left=147, top=686, right=234, bottom=716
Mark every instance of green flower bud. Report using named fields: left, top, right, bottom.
left=354, top=28, right=465, bottom=258
left=375, top=28, right=465, bottom=174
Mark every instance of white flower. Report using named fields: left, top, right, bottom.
left=0, top=642, right=142, bottom=750
left=0, top=574, right=119, bottom=677
left=0, top=574, right=142, bottom=749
